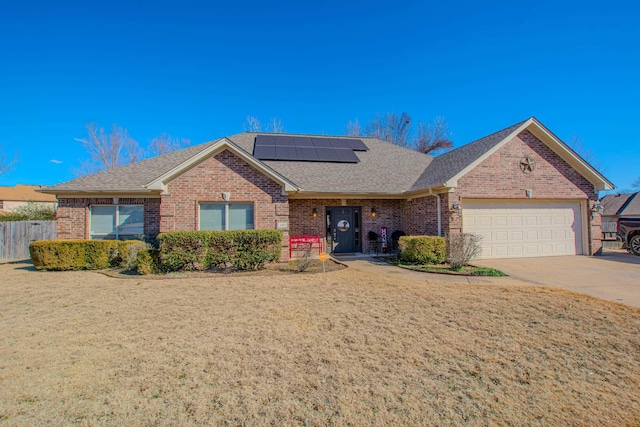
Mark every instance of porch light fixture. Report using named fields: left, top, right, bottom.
left=312, top=208, right=318, bottom=218
left=590, top=201, right=603, bottom=219
left=371, top=207, right=377, bottom=218
left=452, top=202, right=462, bottom=215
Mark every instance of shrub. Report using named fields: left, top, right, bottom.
left=157, top=230, right=282, bottom=272
left=136, top=249, right=161, bottom=275
left=398, top=236, right=446, bottom=264
left=291, top=249, right=314, bottom=272
left=0, top=202, right=56, bottom=222
left=29, top=240, right=142, bottom=271
left=119, top=240, right=148, bottom=271
left=446, top=233, right=483, bottom=270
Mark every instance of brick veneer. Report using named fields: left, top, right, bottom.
left=448, top=130, right=602, bottom=255
left=402, top=196, right=439, bottom=236
left=289, top=198, right=403, bottom=253
left=56, top=150, right=290, bottom=259
left=161, top=150, right=290, bottom=259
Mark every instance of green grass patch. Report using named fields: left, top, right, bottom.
left=382, top=257, right=506, bottom=276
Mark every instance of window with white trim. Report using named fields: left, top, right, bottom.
left=90, top=205, right=144, bottom=240
left=199, top=202, right=254, bottom=230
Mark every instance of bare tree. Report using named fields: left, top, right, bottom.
left=353, top=113, right=454, bottom=154
left=364, top=112, right=412, bottom=147
left=244, top=116, right=262, bottom=132
left=148, top=133, right=190, bottom=157
left=415, top=116, right=454, bottom=154
left=346, top=119, right=362, bottom=137
left=567, top=134, right=603, bottom=171
left=633, top=177, right=640, bottom=190
left=75, top=124, right=142, bottom=176
left=269, top=118, right=285, bottom=133
left=0, top=147, right=17, bottom=176
left=243, top=116, right=285, bottom=133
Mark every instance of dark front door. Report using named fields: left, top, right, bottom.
left=327, top=207, right=361, bottom=254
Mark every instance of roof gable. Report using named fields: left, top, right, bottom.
left=146, top=138, right=298, bottom=193
left=412, top=117, right=613, bottom=192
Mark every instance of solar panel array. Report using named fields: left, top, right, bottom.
left=253, top=135, right=368, bottom=163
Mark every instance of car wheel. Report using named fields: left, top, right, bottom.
left=630, top=235, right=640, bottom=256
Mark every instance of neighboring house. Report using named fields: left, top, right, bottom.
left=40, top=117, right=613, bottom=260
left=600, top=192, right=640, bottom=242
left=0, top=184, right=58, bottom=211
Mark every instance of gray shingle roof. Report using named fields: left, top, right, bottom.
left=226, top=132, right=434, bottom=193
left=43, top=119, right=539, bottom=195
left=44, top=142, right=218, bottom=192
left=601, top=192, right=640, bottom=216
left=410, top=119, right=527, bottom=190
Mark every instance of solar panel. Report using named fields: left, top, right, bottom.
left=253, top=144, right=276, bottom=159
left=335, top=148, right=360, bottom=162
left=275, top=145, right=298, bottom=160
left=253, top=135, right=366, bottom=163
left=296, top=146, right=319, bottom=161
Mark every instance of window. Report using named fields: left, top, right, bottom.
left=200, top=202, right=254, bottom=230
left=90, top=205, right=144, bottom=240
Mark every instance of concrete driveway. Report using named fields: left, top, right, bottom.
left=474, top=251, right=640, bottom=308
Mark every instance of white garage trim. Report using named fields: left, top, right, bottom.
left=462, top=199, right=585, bottom=259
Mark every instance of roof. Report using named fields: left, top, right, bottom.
left=411, top=119, right=528, bottom=190
left=41, top=117, right=613, bottom=196
left=226, top=133, right=434, bottom=194
left=601, top=192, right=640, bottom=216
left=0, top=184, right=57, bottom=202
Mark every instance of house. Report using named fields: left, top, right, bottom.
left=0, top=184, right=58, bottom=212
left=40, top=117, right=613, bottom=260
left=600, top=192, right=640, bottom=245
left=601, top=192, right=640, bottom=222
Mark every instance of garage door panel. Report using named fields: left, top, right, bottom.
left=463, top=201, right=582, bottom=259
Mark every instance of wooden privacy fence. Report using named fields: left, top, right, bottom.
left=0, top=220, right=56, bottom=260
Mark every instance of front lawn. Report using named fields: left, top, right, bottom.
left=0, top=261, right=638, bottom=426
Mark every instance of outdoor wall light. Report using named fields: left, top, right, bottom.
left=590, top=201, right=603, bottom=219
left=312, top=208, right=318, bottom=218
left=452, top=202, right=462, bottom=215
left=371, top=207, right=377, bottom=218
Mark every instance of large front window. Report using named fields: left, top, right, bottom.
left=199, top=202, right=254, bottom=230
left=90, top=205, right=144, bottom=240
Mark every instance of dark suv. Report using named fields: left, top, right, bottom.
left=617, top=218, right=640, bottom=255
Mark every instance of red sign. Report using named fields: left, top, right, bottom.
left=381, top=226, right=388, bottom=253
left=289, top=235, right=322, bottom=258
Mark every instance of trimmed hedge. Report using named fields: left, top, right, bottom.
left=29, top=240, right=143, bottom=271
left=398, top=235, right=446, bottom=265
left=157, top=230, right=282, bottom=272
left=136, top=249, right=161, bottom=275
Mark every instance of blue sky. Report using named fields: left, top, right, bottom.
left=0, top=0, right=638, bottom=192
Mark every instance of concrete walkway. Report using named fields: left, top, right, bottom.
left=473, top=251, right=640, bottom=308
left=331, top=254, right=497, bottom=284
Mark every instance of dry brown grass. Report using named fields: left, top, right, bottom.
left=1, top=260, right=639, bottom=426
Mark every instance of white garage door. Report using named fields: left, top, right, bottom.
left=463, top=200, right=583, bottom=259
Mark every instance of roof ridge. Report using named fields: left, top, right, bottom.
left=434, top=118, right=530, bottom=159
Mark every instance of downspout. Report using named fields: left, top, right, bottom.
left=428, top=188, right=442, bottom=237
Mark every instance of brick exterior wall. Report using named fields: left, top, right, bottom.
left=402, top=196, right=439, bottom=236
left=289, top=199, right=403, bottom=253
left=56, top=197, right=160, bottom=240
left=161, top=150, right=289, bottom=259
left=449, top=130, right=602, bottom=255
left=55, top=150, right=290, bottom=259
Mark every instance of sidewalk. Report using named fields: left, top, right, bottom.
left=331, top=254, right=498, bottom=284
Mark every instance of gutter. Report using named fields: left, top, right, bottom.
left=428, top=188, right=442, bottom=237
